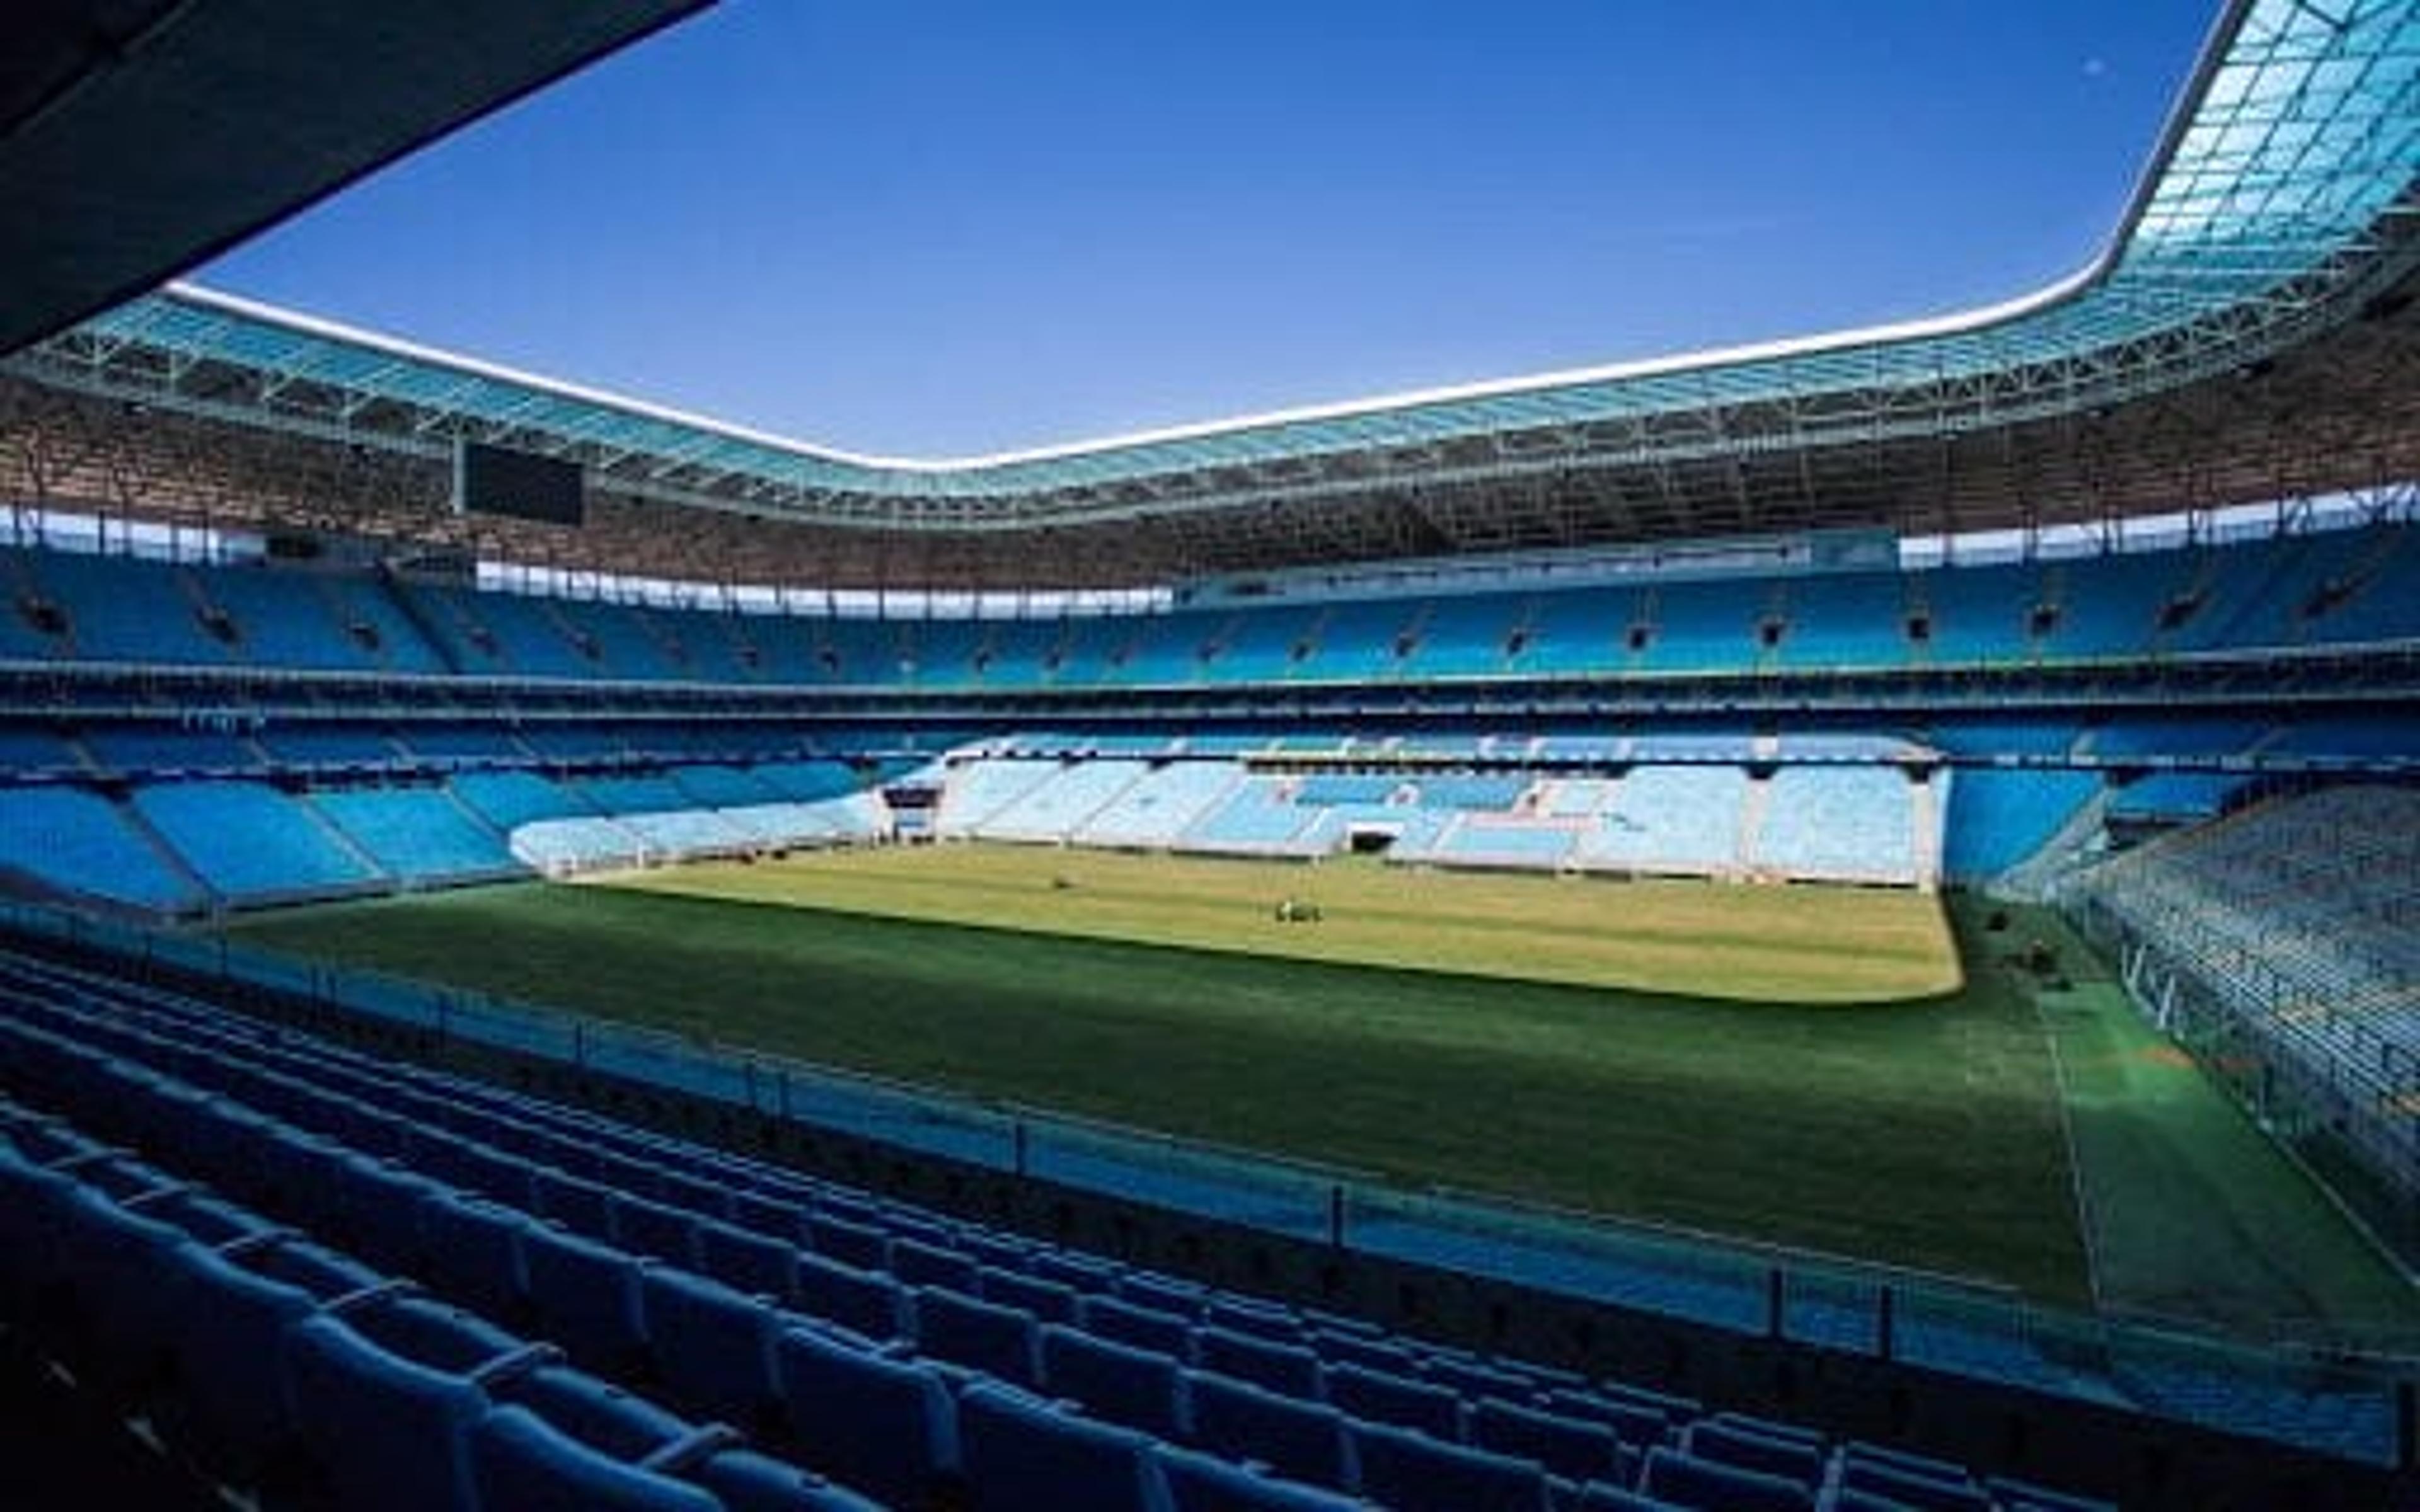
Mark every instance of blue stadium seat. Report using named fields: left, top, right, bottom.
left=691, top=1447, right=892, bottom=1512
left=1681, top=1417, right=1823, bottom=1489
left=641, top=1265, right=783, bottom=1426
left=1080, top=1292, right=1199, bottom=1359
left=614, top=1191, right=704, bottom=1266
left=160, top=1242, right=322, bottom=1472
left=914, top=1284, right=1044, bottom=1387
left=804, top=1209, right=892, bottom=1270
left=1196, top=1324, right=1323, bottom=1397
left=1039, top=1320, right=1187, bottom=1440
left=982, top=1265, right=1082, bottom=1324
left=282, top=1312, right=490, bottom=1512
left=417, top=1192, right=536, bottom=1324
left=521, top=1222, right=652, bottom=1372
left=1323, top=1358, right=1465, bottom=1440
left=1638, top=1445, right=1812, bottom=1512
left=892, top=1234, right=983, bottom=1292
left=1470, top=1397, right=1626, bottom=1484
left=471, top=1403, right=722, bottom=1512
left=695, top=1215, right=802, bottom=1300
left=1347, top=1417, right=1553, bottom=1512
left=792, top=1249, right=906, bottom=1344
left=1182, top=1369, right=1356, bottom=1489
left=1156, top=1444, right=1368, bottom=1511
left=773, top=1324, right=960, bottom=1508
left=957, top=1382, right=1172, bottom=1512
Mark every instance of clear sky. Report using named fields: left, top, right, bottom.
left=198, top=1, right=2220, bottom=459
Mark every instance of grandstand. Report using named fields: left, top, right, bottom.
left=1, top=0, right=2418, bottom=1506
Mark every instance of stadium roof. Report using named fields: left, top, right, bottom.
left=5, top=0, right=2419, bottom=586
left=0, top=0, right=708, bottom=358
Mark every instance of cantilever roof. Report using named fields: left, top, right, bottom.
left=18, top=0, right=2420, bottom=534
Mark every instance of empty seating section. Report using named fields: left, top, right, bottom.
left=1754, top=769, right=1918, bottom=883
left=1183, top=777, right=1319, bottom=856
left=0, top=950, right=2144, bottom=1506
left=0, top=784, right=202, bottom=911
left=978, top=759, right=1150, bottom=842
left=1942, top=770, right=2101, bottom=879
left=1076, top=761, right=1242, bottom=847
left=82, top=723, right=263, bottom=774
left=5, top=525, right=2416, bottom=689
left=2070, top=785, right=2420, bottom=1247
left=1575, top=768, right=1748, bottom=876
left=134, top=780, right=381, bottom=900
left=935, top=759, right=1062, bottom=834
left=450, top=767, right=596, bottom=828
left=311, top=787, right=517, bottom=883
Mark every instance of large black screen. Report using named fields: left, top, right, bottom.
left=454, top=441, right=585, bottom=527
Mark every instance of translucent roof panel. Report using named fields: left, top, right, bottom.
left=49, top=0, right=2420, bottom=517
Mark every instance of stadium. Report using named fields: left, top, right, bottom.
left=1, top=1, right=2417, bottom=1508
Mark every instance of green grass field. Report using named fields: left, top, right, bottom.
left=222, top=847, right=2419, bottom=1332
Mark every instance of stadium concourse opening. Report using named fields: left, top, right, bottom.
left=3, top=0, right=2419, bottom=1506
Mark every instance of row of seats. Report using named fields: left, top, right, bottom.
left=0, top=1096, right=877, bottom=1510
left=0, top=948, right=2117, bottom=1510
left=9, top=524, right=2417, bottom=687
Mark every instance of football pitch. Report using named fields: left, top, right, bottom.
left=224, top=847, right=2419, bottom=1331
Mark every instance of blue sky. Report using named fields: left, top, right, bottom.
left=200, top=1, right=2218, bottom=457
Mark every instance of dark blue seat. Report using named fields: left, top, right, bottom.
left=1639, top=1446, right=1812, bottom=1512
left=1470, top=1397, right=1625, bottom=1484
left=471, top=1403, right=722, bottom=1511
left=1324, top=1359, right=1464, bottom=1440
left=330, top=1158, right=450, bottom=1274
left=693, top=1446, right=892, bottom=1511
left=161, top=1242, right=321, bottom=1472
left=1196, top=1325, right=1323, bottom=1398
left=892, top=1235, right=982, bottom=1292
left=1420, top=1352, right=1542, bottom=1404
left=1347, top=1418, right=1551, bottom=1512
left=642, top=1265, right=783, bottom=1426
left=1542, top=1387, right=1673, bottom=1449
left=1182, top=1369, right=1354, bottom=1489
left=498, top=1364, right=693, bottom=1460
left=1116, top=1271, right=1205, bottom=1317
left=1080, top=1293, right=1197, bottom=1360
left=1039, top=1321, right=1185, bottom=1440
left=1683, top=1418, right=1823, bottom=1489
left=774, top=1324, right=960, bottom=1508
left=793, top=1249, right=906, bottom=1344
left=957, top=1382, right=1171, bottom=1512
left=1156, top=1445, right=1366, bottom=1511
left=531, top=1166, right=621, bottom=1239
left=614, top=1192, right=703, bottom=1266
left=418, top=1192, right=534, bottom=1324
left=283, top=1313, right=490, bottom=1512
left=804, top=1210, right=890, bottom=1270
left=696, top=1215, right=800, bottom=1299
left=982, top=1266, right=1081, bottom=1324
left=914, top=1285, right=1042, bottom=1387
left=1838, top=1453, right=1991, bottom=1511
left=522, top=1222, right=651, bottom=1372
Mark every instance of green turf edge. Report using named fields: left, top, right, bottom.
left=226, top=881, right=2092, bottom=1300
left=2007, top=905, right=2420, bottom=1343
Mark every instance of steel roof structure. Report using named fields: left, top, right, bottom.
left=0, top=0, right=709, bottom=357
left=4, top=0, right=2419, bottom=588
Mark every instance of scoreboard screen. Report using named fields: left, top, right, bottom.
left=454, top=441, right=585, bottom=527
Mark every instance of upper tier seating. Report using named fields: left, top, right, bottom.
left=7, top=523, right=2416, bottom=689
